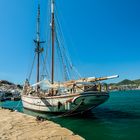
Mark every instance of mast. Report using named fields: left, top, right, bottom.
left=34, top=4, right=43, bottom=91
left=37, top=4, right=40, bottom=84
left=51, top=0, right=55, bottom=85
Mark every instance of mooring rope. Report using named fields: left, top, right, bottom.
left=12, top=100, right=22, bottom=111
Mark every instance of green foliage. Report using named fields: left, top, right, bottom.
left=133, top=79, right=140, bottom=84
left=117, top=79, right=135, bottom=85
left=109, top=79, right=140, bottom=86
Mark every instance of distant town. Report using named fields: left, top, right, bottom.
left=0, top=78, right=140, bottom=102
left=108, top=79, right=140, bottom=91
left=0, top=79, right=140, bottom=93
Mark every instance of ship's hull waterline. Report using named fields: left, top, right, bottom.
left=22, top=92, right=109, bottom=113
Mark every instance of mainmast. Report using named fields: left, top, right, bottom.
left=51, top=0, right=55, bottom=85
left=34, top=4, right=43, bottom=90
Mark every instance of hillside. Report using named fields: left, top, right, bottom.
left=110, top=79, right=140, bottom=86
left=0, top=80, right=22, bottom=93
left=117, top=79, right=135, bottom=85
left=133, top=79, right=140, bottom=84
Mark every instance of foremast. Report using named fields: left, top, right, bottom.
left=34, top=4, right=44, bottom=91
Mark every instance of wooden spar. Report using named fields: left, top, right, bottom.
left=34, top=4, right=44, bottom=91
left=51, top=0, right=55, bottom=85
left=61, top=75, right=119, bottom=86
left=36, top=4, right=40, bottom=88
left=89, top=75, right=119, bottom=82
left=31, top=75, right=119, bottom=89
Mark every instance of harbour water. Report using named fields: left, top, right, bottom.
left=1, top=90, right=140, bottom=140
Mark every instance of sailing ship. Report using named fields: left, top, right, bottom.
left=21, top=0, right=118, bottom=113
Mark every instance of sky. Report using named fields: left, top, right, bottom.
left=0, top=0, right=140, bottom=84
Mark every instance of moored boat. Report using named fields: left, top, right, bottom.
left=21, top=0, right=118, bottom=114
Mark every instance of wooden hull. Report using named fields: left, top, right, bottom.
left=22, top=91, right=109, bottom=113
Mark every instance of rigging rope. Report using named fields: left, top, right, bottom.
left=54, top=12, right=81, bottom=80
left=28, top=54, right=36, bottom=81
left=27, top=0, right=82, bottom=83
left=55, top=33, right=70, bottom=81
left=40, top=54, right=50, bottom=80
left=55, top=4, right=81, bottom=79
left=55, top=19, right=72, bottom=79
left=55, top=38, right=66, bottom=81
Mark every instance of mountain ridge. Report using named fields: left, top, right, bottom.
left=109, top=79, right=140, bottom=86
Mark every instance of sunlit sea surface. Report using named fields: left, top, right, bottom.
left=1, top=90, right=140, bottom=140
